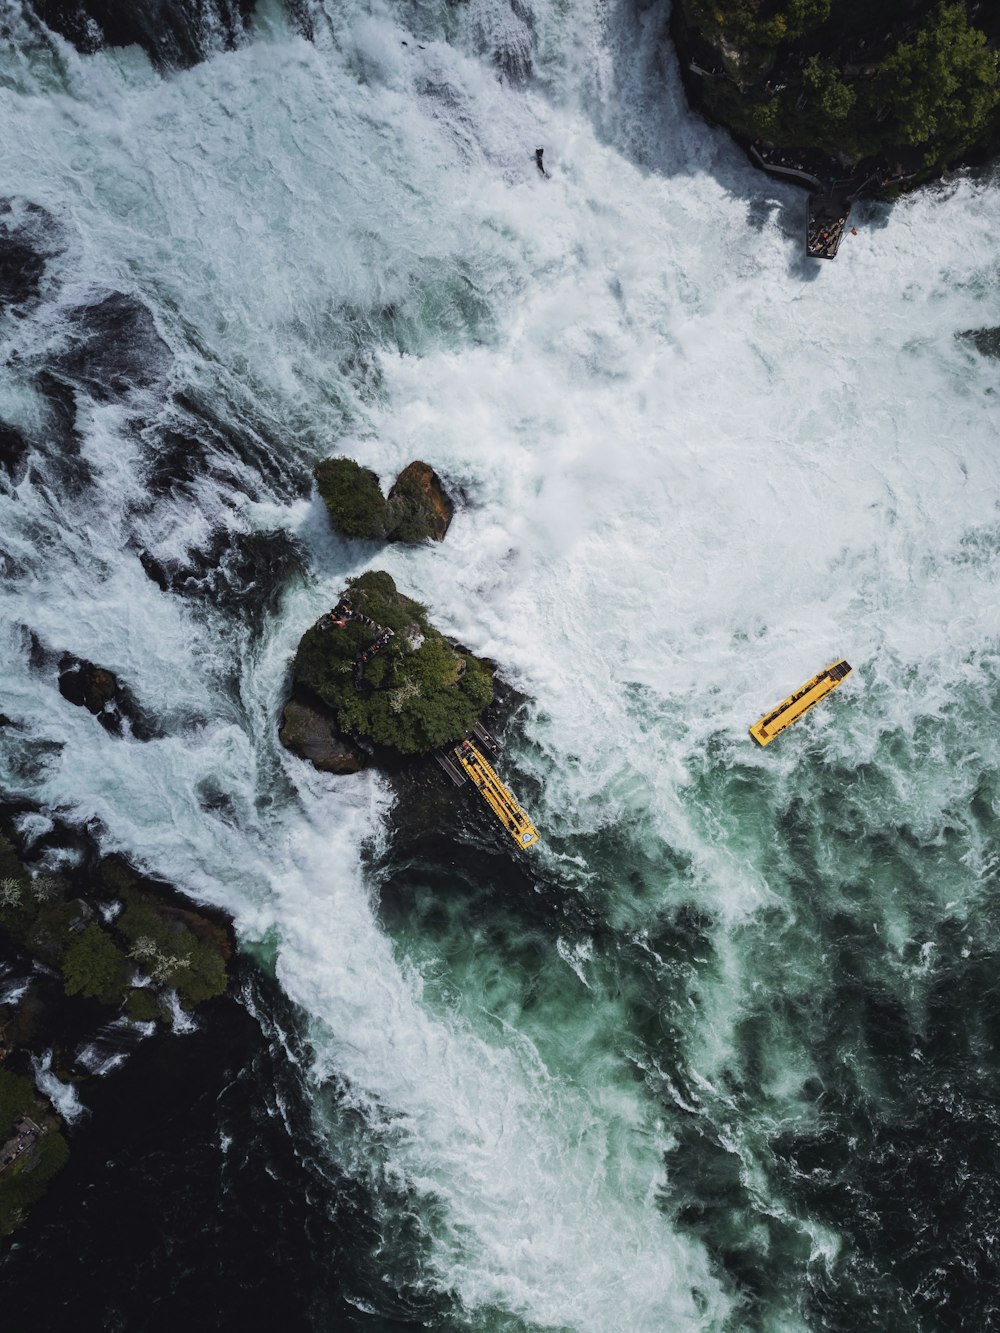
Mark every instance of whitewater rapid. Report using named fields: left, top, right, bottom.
left=3, top=0, right=1000, bottom=1328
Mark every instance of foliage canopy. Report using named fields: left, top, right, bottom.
left=292, top=571, right=493, bottom=755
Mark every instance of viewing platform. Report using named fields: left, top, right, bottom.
left=1, top=1117, right=42, bottom=1174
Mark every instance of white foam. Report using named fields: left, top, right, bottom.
left=32, top=1050, right=87, bottom=1123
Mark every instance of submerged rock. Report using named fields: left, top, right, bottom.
left=0, top=199, right=64, bottom=315
left=0, top=424, right=29, bottom=488
left=278, top=698, right=366, bottom=775
left=138, top=526, right=305, bottom=627
left=56, top=653, right=153, bottom=739
left=958, top=327, right=1000, bottom=360
left=314, top=456, right=455, bottom=544
left=53, top=291, right=172, bottom=404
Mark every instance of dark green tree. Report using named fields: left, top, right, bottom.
left=804, top=56, right=856, bottom=122
left=877, top=4, right=999, bottom=157
left=62, top=923, right=128, bottom=1003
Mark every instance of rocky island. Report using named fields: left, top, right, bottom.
left=314, top=457, right=453, bottom=544
left=281, top=571, right=494, bottom=771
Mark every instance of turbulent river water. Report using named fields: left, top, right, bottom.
left=2, top=1, right=1000, bottom=1329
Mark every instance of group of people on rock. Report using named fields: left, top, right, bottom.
left=318, top=597, right=396, bottom=683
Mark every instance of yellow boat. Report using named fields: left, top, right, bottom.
left=451, top=739, right=539, bottom=848
left=749, top=660, right=852, bottom=746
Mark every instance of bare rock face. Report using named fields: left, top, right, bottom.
left=386, top=460, right=453, bottom=543
left=278, top=698, right=366, bottom=775
left=56, top=654, right=154, bottom=739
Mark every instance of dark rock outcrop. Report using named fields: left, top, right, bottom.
left=56, top=654, right=153, bottom=739
left=386, top=461, right=454, bottom=542
left=278, top=697, right=366, bottom=775
left=138, top=527, right=305, bottom=627
left=30, top=0, right=257, bottom=70
left=53, top=291, right=172, bottom=404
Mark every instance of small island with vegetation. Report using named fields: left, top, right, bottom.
left=314, top=458, right=454, bottom=544
left=281, top=570, right=494, bottom=770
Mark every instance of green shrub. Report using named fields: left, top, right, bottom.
left=62, top=923, right=129, bottom=1004
left=124, top=987, right=162, bottom=1022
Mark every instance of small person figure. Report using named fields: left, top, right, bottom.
left=535, top=147, right=547, bottom=177
left=850, top=226, right=858, bottom=236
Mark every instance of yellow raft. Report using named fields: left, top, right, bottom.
left=749, top=660, right=852, bottom=746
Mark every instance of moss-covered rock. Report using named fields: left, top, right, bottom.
left=314, top=457, right=388, bottom=540
left=289, top=570, right=493, bottom=757
left=314, top=456, right=454, bottom=544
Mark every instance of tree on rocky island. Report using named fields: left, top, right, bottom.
left=61, top=922, right=129, bottom=1004
left=671, top=0, right=1000, bottom=184
left=290, top=570, right=493, bottom=757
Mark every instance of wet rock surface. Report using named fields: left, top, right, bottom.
left=30, top=0, right=257, bottom=70
left=0, top=199, right=64, bottom=315
left=138, top=527, right=306, bottom=627
left=53, top=291, right=172, bottom=404
left=52, top=652, right=156, bottom=740
left=278, top=696, right=366, bottom=775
